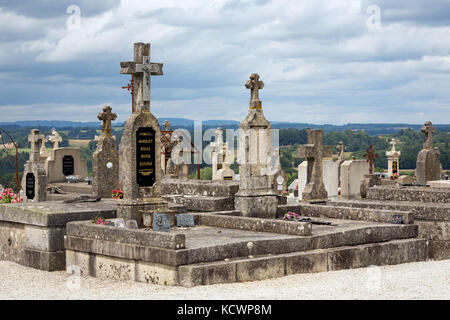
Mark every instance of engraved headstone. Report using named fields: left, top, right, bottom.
left=153, top=213, right=170, bottom=232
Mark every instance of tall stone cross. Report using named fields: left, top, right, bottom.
left=363, top=144, right=378, bottom=174
left=48, top=128, right=62, bottom=149
left=245, top=73, right=264, bottom=109
left=163, top=120, right=171, bottom=131
left=120, top=42, right=163, bottom=113
left=390, top=138, right=399, bottom=152
left=336, top=141, right=346, bottom=160
left=421, top=121, right=435, bottom=150
left=98, top=106, right=117, bottom=137
left=40, top=136, right=48, bottom=154
left=297, top=129, right=332, bottom=200
left=28, top=129, right=44, bottom=162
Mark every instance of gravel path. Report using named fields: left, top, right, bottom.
left=1, top=260, right=449, bottom=300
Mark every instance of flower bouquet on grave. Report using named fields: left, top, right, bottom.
left=390, top=173, right=400, bottom=180
left=112, top=188, right=123, bottom=199
left=0, top=188, right=23, bottom=203
left=92, top=216, right=107, bottom=225
left=283, top=211, right=301, bottom=221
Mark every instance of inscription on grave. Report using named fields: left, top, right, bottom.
left=176, top=214, right=195, bottom=227
left=153, top=213, right=170, bottom=232
left=26, top=172, right=35, bottom=200
left=392, top=161, right=398, bottom=174
left=62, top=155, right=74, bottom=176
left=136, top=127, right=156, bottom=187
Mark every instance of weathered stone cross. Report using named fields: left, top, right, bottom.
left=48, top=128, right=62, bottom=149
left=245, top=73, right=264, bottom=109
left=390, top=138, right=399, bottom=152
left=98, top=106, right=117, bottom=137
left=421, top=121, right=435, bottom=150
left=28, top=129, right=44, bottom=162
left=336, top=141, right=346, bottom=160
left=120, top=42, right=163, bottom=113
left=297, top=129, right=332, bottom=201
left=363, top=144, right=378, bottom=174
left=163, top=120, right=171, bottom=131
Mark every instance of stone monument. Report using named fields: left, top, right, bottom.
left=92, top=106, right=119, bottom=198
left=416, top=121, right=441, bottom=184
left=386, top=138, right=401, bottom=177
left=211, top=127, right=234, bottom=180
left=360, top=145, right=381, bottom=198
left=117, top=42, right=168, bottom=226
left=234, top=73, right=277, bottom=218
left=336, top=141, right=346, bottom=187
left=297, top=129, right=332, bottom=202
left=21, top=129, right=47, bottom=202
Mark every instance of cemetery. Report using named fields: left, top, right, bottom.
left=0, top=42, right=448, bottom=288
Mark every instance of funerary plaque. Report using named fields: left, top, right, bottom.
left=392, top=161, right=398, bottom=174
left=136, top=127, right=156, bottom=187
left=62, top=155, right=74, bottom=176
left=176, top=214, right=195, bottom=227
left=153, top=213, right=170, bottom=232
left=25, top=172, right=35, bottom=200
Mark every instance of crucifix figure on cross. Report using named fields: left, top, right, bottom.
left=28, top=129, right=45, bottom=162
left=120, top=42, right=163, bottom=113
left=363, top=144, right=379, bottom=175
left=421, top=121, right=435, bottom=150
left=98, top=106, right=117, bottom=137
left=245, top=73, right=264, bottom=109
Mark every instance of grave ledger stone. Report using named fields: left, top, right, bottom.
left=234, top=73, right=278, bottom=218
left=21, top=129, right=47, bottom=202
left=117, top=42, right=168, bottom=226
left=416, top=121, right=441, bottom=185
left=92, top=106, right=119, bottom=198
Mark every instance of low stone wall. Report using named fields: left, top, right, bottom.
left=367, top=185, right=450, bottom=203
left=0, top=200, right=117, bottom=271
left=277, top=204, right=414, bottom=224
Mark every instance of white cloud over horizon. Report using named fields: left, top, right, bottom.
left=0, top=0, right=450, bottom=125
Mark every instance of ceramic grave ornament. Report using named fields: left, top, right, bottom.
left=117, top=42, right=168, bottom=226
left=92, top=106, right=119, bottom=198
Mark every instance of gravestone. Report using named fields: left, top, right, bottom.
left=117, top=42, right=168, bottom=226
left=386, top=139, right=401, bottom=176
left=297, top=129, right=332, bottom=201
left=361, top=145, right=381, bottom=198
left=297, top=159, right=339, bottom=201
left=92, top=106, right=120, bottom=198
left=211, top=128, right=235, bottom=180
left=21, top=129, right=47, bottom=202
left=269, top=147, right=287, bottom=195
left=153, top=213, right=170, bottom=232
left=416, top=121, right=441, bottom=184
left=234, top=73, right=278, bottom=218
left=340, top=160, right=369, bottom=199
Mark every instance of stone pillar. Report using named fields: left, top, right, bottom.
left=386, top=139, right=401, bottom=176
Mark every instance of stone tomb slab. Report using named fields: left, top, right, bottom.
left=0, top=200, right=117, bottom=271
left=64, top=213, right=425, bottom=286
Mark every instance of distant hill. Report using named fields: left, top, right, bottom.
left=1, top=119, right=449, bottom=135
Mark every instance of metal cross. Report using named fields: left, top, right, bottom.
left=122, top=76, right=135, bottom=112
left=363, top=144, right=379, bottom=175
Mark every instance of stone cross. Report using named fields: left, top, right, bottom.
left=421, top=121, right=435, bottom=150
left=245, top=73, right=264, bottom=109
left=98, top=106, right=117, bottom=137
left=48, top=128, right=62, bottom=149
left=120, top=42, right=163, bottom=112
left=40, top=136, right=48, bottom=154
left=163, top=120, right=171, bottom=131
left=390, top=139, right=399, bottom=152
left=28, top=129, right=44, bottom=162
left=297, top=129, right=332, bottom=200
left=336, top=141, right=346, bottom=160
left=363, top=145, right=378, bottom=174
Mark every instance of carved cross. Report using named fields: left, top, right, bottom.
left=40, top=136, right=48, bottom=154
left=390, top=139, right=399, bottom=152
left=120, top=43, right=163, bottom=112
left=297, top=130, right=332, bottom=200
left=98, top=106, right=117, bottom=137
left=363, top=145, right=378, bottom=174
left=28, top=129, right=44, bottom=162
left=245, top=73, right=264, bottom=109
left=336, top=141, right=346, bottom=160
left=421, top=121, right=435, bottom=150
left=48, top=128, right=62, bottom=149
left=163, top=120, right=171, bottom=131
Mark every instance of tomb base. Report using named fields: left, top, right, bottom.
left=117, top=197, right=168, bottom=228
left=360, top=174, right=381, bottom=198
left=234, top=192, right=278, bottom=218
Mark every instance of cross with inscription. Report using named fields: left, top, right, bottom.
left=297, top=129, right=332, bottom=200
left=421, top=121, right=435, bottom=150
left=336, top=141, right=346, bottom=160
left=98, top=106, right=117, bottom=137
left=363, top=144, right=378, bottom=175
left=120, top=43, right=163, bottom=113
left=48, top=128, right=62, bottom=149
left=28, top=129, right=44, bottom=162
left=245, top=73, right=264, bottom=109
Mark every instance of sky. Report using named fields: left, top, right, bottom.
left=0, top=0, right=450, bottom=125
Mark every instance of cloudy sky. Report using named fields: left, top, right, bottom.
left=0, top=0, right=450, bottom=124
